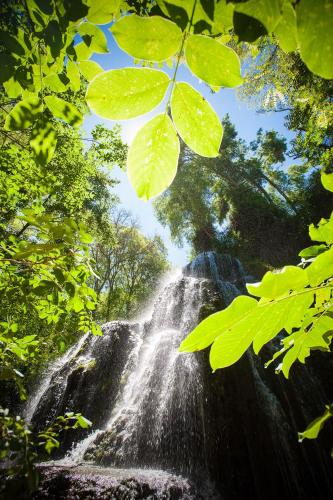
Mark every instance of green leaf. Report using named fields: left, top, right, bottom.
left=87, top=0, right=120, bottom=24
left=309, top=214, right=333, bottom=244
left=67, top=60, right=81, bottom=91
left=171, top=82, right=223, bottom=157
left=78, top=22, right=108, bottom=54
left=44, top=95, right=83, bottom=127
left=74, top=41, right=93, bottom=61
left=3, top=77, right=23, bottom=98
left=185, top=35, right=243, bottom=87
left=247, top=266, right=309, bottom=299
left=212, top=0, right=234, bottom=32
left=234, top=0, right=283, bottom=33
left=321, top=172, right=333, bottom=193
left=299, top=245, right=327, bottom=258
left=281, top=315, right=333, bottom=378
left=180, top=295, right=257, bottom=353
left=76, top=414, right=92, bottom=429
left=274, top=1, right=298, bottom=53
left=111, top=14, right=182, bottom=62
left=296, top=0, right=333, bottom=79
left=78, top=60, right=103, bottom=81
left=44, top=73, right=68, bottom=93
left=30, top=118, right=57, bottom=164
left=299, top=405, right=333, bottom=442
left=86, top=68, right=170, bottom=120
left=127, top=114, right=179, bottom=201
left=306, top=247, right=333, bottom=286
left=4, top=97, right=42, bottom=131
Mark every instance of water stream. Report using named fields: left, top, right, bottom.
left=27, top=252, right=333, bottom=499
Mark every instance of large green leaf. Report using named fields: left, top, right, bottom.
left=30, top=118, right=57, bottom=164
left=296, top=0, right=333, bottom=79
left=111, top=15, right=182, bottom=62
left=78, top=61, right=103, bottom=81
left=309, top=214, right=333, bottom=244
left=44, top=95, right=83, bottom=127
left=179, top=295, right=257, bottom=353
left=185, top=35, right=243, bottom=87
left=86, top=68, right=170, bottom=120
left=247, top=266, right=309, bottom=299
left=252, top=292, right=313, bottom=353
left=234, top=0, right=283, bottom=33
left=78, top=22, right=108, bottom=54
left=274, top=1, right=298, bottom=53
left=127, top=114, right=179, bottom=201
left=321, top=172, right=333, bottom=193
left=171, top=82, right=223, bottom=157
left=4, top=97, right=42, bottom=130
left=306, top=247, right=333, bottom=286
left=87, top=0, right=121, bottom=24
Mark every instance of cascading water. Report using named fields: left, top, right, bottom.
left=27, top=252, right=333, bottom=500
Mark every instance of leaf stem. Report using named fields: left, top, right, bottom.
left=165, top=0, right=197, bottom=114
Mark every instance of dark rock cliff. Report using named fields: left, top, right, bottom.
left=26, top=252, right=333, bottom=499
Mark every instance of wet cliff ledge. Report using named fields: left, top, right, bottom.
left=33, top=465, right=216, bottom=500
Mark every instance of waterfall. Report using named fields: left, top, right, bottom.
left=27, top=253, right=333, bottom=500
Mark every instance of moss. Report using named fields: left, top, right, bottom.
left=76, top=358, right=96, bottom=371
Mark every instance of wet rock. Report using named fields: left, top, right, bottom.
left=33, top=465, right=210, bottom=500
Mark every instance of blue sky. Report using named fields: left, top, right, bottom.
left=83, top=26, right=294, bottom=267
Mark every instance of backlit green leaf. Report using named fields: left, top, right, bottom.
left=111, top=15, right=182, bottom=62
left=179, top=295, right=257, bottom=353
left=44, top=73, right=68, bottom=93
left=78, top=60, right=103, bottom=81
left=74, top=41, right=93, bottom=61
left=234, top=0, right=283, bottom=33
left=78, top=22, right=108, bottom=54
left=67, top=60, right=81, bottom=91
left=185, top=35, right=243, bottom=87
left=87, top=0, right=120, bottom=24
left=298, top=405, right=333, bottom=441
left=86, top=68, right=170, bottom=120
left=171, top=82, right=223, bottom=157
left=299, top=245, right=327, bottom=258
left=44, top=95, right=83, bottom=128
left=281, top=316, right=333, bottom=378
left=321, top=172, right=333, bottom=192
left=309, top=214, right=333, bottom=244
left=127, top=114, right=179, bottom=201
left=296, top=0, right=333, bottom=79
left=4, top=97, right=42, bottom=131
left=274, top=1, right=298, bottom=53
left=306, top=247, right=333, bottom=286
left=30, top=119, right=57, bottom=164
left=247, top=266, right=309, bottom=299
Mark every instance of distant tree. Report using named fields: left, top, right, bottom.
left=91, top=208, right=169, bottom=320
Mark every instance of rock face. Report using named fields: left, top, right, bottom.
left=33, top=465, right=209, bottom=500
left=27, top=252, right=333, bottom=499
